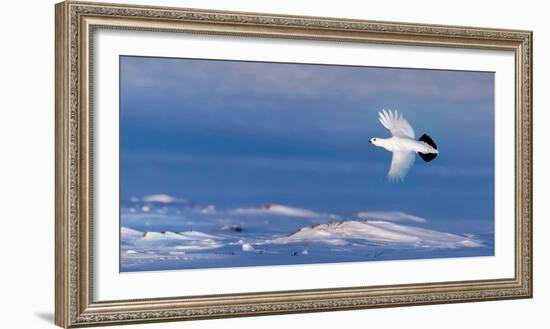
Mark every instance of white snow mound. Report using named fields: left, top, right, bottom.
left=232, top=204, right=321, bottom=218
left=121, top=227, right=223, bottom=251
left=142, top=194, right=186, bottom=204
left=271, top=220, right=483, bottom=249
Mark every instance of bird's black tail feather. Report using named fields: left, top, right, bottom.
left=417, top=134, right=438, bottom=162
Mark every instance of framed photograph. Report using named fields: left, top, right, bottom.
left=55, top=1, right=532, bottom=327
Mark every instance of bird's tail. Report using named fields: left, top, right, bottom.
left=417, top=134, right=438, bottom=162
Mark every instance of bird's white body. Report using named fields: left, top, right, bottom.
left=372, top=136, right=438, bottom=154
left=370, top=109, right=439, bottom=181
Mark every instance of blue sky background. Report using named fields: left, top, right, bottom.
left=120, top=56, right=495, bottom=235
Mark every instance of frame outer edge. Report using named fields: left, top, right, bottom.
left=55, top=1, right=533, bottom=327
left=526, top=31, right=533, bottom=298
left=55, top=1, right=71, bottom=328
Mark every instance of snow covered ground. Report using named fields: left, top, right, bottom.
left=120, top=195, right=493, bottom=272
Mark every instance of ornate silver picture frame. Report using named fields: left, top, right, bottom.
left=55, top=1, right=532, bottom=327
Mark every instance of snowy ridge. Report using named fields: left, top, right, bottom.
left=353, top=211, right=427, bottom=223
left=122, top=227, right=223, bottom=252
left=270, top=220, right=483, bottom=249
left=139, top=194, right=187, bottom=204
left=121, top=226, right=144, bottom=238
left=231, top=204, right=326, bottom=218
left=143, top=230, right=219, bottom=241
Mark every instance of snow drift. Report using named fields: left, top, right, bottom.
left=270, top=220, right=483, bottom=249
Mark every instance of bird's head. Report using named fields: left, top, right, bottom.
left=369, top=137, right=383, bottom=147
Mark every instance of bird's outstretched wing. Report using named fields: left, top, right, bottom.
left=388, top=151, right=415, bottom=181
left=378, top=109, right=415, bottom=138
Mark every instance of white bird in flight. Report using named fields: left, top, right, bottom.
left=370, top=109, right=439, bottom=181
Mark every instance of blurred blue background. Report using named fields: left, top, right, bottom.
left=120, top=56, right=494, bottom=235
